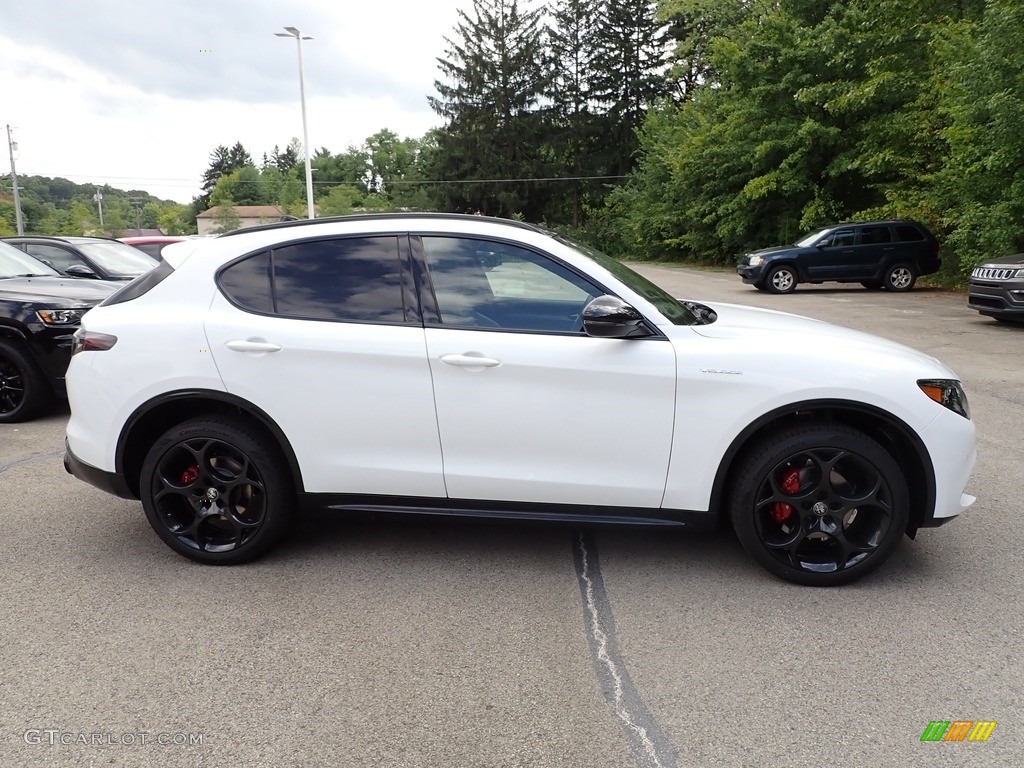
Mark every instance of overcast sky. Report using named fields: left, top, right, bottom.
left=0, top=0, right=471, bottom=203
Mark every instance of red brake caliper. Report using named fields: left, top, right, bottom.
left=180, top=464, right=199, bottom=484
left=772, top=466, right=801, bottom=525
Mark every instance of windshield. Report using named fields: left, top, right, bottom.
left=0, top=241, right=62, bottom=278
left=554, top=234, right=698, bottom=325
left=75, top=241, right=159, bottom=277
left=794, top=227, right=832, bottom=248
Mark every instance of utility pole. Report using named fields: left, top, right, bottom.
left=93, top=189, right=104, bottom=229
left=129, top=196, right=144, bottom=234
left=6, top=124, right=25, bottom=235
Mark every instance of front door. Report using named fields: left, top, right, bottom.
left=418, top=235, right=677, bottom=508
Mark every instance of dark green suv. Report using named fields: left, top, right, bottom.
left=736, top=220, right=941, bottom=294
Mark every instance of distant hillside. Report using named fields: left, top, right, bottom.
left=0, top=174, right=193, bottom=236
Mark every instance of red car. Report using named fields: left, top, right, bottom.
left=118, top=236, right=190, bottom=261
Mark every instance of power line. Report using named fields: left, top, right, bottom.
left=2, top=172, right=630, bottom=189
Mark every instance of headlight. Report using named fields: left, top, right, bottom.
left=918, top=379, right=970, bottom=419
left=36, top=308, right=87, bottom=326
left=748, top=255, right=764, bottom=267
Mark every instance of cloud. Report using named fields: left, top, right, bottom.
left=0, top=0, right=470, bottom=202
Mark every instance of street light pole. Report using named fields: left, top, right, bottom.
left=6, top=124, right=25, bottom=235
left=275, top=26, right=315, bottom=220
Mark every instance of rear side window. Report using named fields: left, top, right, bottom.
left=858, top=226, right=892, bottom=245
left=218, top=237, right=407, bottom=323
left=219, top=251, right=274, bottom=313
left=895, top=225, right=925, bottom=242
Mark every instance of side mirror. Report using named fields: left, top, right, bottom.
left=582, top=295, right=651, bottom=338
left=64, top=264, right=99, bottom=279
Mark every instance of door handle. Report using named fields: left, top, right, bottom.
left=225, top=339, right=282, bottom=353
left=440, top=354, right=501, bottom=368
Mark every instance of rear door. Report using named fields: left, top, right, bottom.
left=203, top=235, right=445, bottom=497
left=853, top=224, right=895, bottom=277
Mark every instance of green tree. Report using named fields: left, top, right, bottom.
left=427, top=0, right=550, bottom=218
left=209, top=204, right=243, bottom=234
left=548, top=0, right=603, bottom=225
left=0, top=198, right=15, bottom=235
left=157, top=203, right=195, bottom=235
left=200, top=142, right=254, bottom=209
left=938, top=0, right=1024, bottom=271
left=590, top=0, right=670, bottom=178
left=209, top=165, right=267, bottom=206
left=315, top=184, right=364, bottom=216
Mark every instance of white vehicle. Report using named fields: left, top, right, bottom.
left=63, top=214, right=976, bottom=585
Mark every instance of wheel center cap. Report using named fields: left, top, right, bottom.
left=205, top=487, right=219, bottom=501
left=812, top=501, right=829, bottom=517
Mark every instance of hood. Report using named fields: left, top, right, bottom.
left=741, top=244, right=803, bottom=262
left=978, top=253, right=1024, bottom=269
left=685, top=301, right=944, bottom=365
left=0, top=276, right=121, bottom=305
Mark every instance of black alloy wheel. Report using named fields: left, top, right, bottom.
left=883, top=263, right=917, bottom=292
left=0, top=340, right=48, bottom=423
left=764, top=265, right=798, bottom=294
left=730, top=423, right=909, bottom=586
left=140, top=417, right=293, bottom=564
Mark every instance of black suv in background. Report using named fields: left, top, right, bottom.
left=737, top=220, right=941, bottom=294
left=3, top=235, right=158, bottom=281
left=968, top=254, right=1024, bottom=323
left=0, top=241, right=118, bottom=422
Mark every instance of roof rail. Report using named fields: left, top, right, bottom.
left=218, top=211, right=547, bottom=237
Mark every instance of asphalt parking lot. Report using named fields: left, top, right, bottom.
left=1, top=266, right=1021, bottom=767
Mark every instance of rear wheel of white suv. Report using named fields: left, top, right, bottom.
left=140, top=417, right=293, bottom=564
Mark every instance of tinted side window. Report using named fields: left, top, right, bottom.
left=272, top=237, right=406, bottom=323
left=219, top=251, right=274, bottom=313
left=858, top=226, right=892, bottom=245
left=895, top=225, right=925, bottom=242
left=24, top=244, right=82, bottom=272
left=821, top=229, right=855, bottom=248
left=421, top=236, right=599, bottom=332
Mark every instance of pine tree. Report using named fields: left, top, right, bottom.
left=548, top=0, right=603, bottom=225
left=427, top=0, right=549, bottom=218
left=591, top=1, right=670, bottom=178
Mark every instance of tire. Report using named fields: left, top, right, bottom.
left=140, top=417, right=294, bottom=564
left=883, top=263, right=916, bottom=292
left=764, top=265, right=797, bottom=294
left=729, top=423, right=909, bottom=586
left=0, top=340, right=50, bottom=424
left=860, top=280, right=882, bottom=290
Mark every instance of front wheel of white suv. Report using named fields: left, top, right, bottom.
left=729, top=423, right=909, bottom=586
left=140, top=417, right=294, bottom=564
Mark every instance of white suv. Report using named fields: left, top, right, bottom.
left=64, top=214, right=976, bottom=585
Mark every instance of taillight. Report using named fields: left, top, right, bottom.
left=72, top=330, right=118, bottom=355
